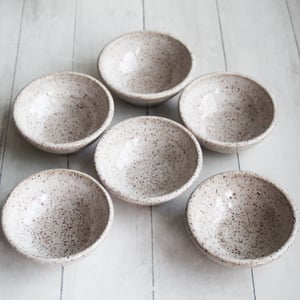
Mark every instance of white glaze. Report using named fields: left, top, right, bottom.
left=98, top=31, right=194, bottom=106
left=94, top=116, right=202, bottom=205
left=14, top=72, right=114, bottom=154
left=186, top=171, right=297, bottom=267
left=179, top=73, right=276, bottom=153
left=2, top=169, right=114, bottom=265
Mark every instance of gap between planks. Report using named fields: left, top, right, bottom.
left=0, top=0, right=25, bottom=187
left=216, top=0, right=256, bottom=299
left=60, top=0, right=79, bottom=299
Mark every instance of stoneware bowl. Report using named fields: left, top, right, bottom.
left=13, top=72, right=114, bottom=154
left=2, top=169, right=114, bottom=265
left=186, top=171, right=297, bottom=267
left=179, top=73, right=276, bottom=153
left=94, top=116, right=202, bottom=205
left=98, top=31, right=194, bottom=106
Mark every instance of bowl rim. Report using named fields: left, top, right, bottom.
left=94, top=116, right=203, bottom=205
left=13, top=71, right=114, bottom=154
left=186, top=170, right=298, bottom=267
left=178, top=72, right=277, bottom=151
left=97, top=30, right=195, bottom=101
left=1, top=168, right=114, bottom=265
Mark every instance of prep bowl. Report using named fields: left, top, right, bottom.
left=14, top=72, right=114, bottom=154
left=186, top=171, right=297, bottom=267
left=94, top=116, right=202, bottom=205
left=98, top=31, right=194, bottom=106
left=179, top=73, right=276, bottom=153
left=2, top=169, right=113, bottom=264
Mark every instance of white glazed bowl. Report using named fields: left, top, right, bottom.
left=179, top=73, right=276, bottom=153
left=2, top=169, right=114, bottom=265
left=186, top=171, right=297, bottom=267
left=94, top=116, right=202, bottom=205
left=98, top=31, right=194, bottom=106
left=14, top=72, right=114, bottom=154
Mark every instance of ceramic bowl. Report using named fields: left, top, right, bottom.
left=14, top=72, right=114, bottom=154
left=186, top=171, right=297, bottom=267
left=98, top=31, right=194, bottom=106
left=94, top=116, right=202, bottom=205
left=179, top=73, right=276, bottom=153
left=2, top=169, right=113, bottom=265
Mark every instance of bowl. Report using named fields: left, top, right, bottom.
left=179, top=73, right=276, bottom=153
left=13, top=72, right=114, bottom=154
left=2, top=169, right=114, bottom=264
left=186, top=171, right=297, bottom=267
left=94, top=116, right=202, bottom=205
left=98, top=31, right=194, bottom=106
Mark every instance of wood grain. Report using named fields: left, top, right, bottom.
left=145, top=0, right=254, bottom=299
left=218, top=0, right=300, bottom=299
left=0, top=0, right=299, bottom=299
left=63, top=0, right=152, bottom=299
left=0, top=0, right=75, bottom=299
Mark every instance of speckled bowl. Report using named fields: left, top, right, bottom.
left=13, top=72, right=114, bottom=154
left=186, top=171, right=297, bottom=267
left=2, top=169, right=114, bottom=265
left=98, top=31, right=194, bottom=106
left=94, top=116, right=202, bottom=205
left=179, top=73, right=276, bottom=153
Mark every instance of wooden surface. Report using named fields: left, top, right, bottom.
left=0, top=0, right=299, bottom=299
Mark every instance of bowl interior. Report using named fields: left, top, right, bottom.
left=95, top=117, right=199, bottom=202
left=14, top=73, right=110, bottom=144
left=3, top=170, right=110, bottom=259
left=100, top=32, right=192, bottom=94
left=181, top=74, right=275, bottom=143
left=188, top=173, right=295, bottom=260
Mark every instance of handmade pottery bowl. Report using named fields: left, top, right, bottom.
left=94, top=116, right=202, bottom=205
left=179, top=73, right=276, bottom=153
left=14, top=72, right=114, bottom=154
left=2, top=169, right=113, bottom=265
left=98, top=31, right=194, bottom=106
left=186, top=171, right=297, bottom=267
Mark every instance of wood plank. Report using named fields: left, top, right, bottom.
left=63, top=0, right=152, bottom=299
left=287, top=0, right=300, bottom=57
left=0, top=0, right=23, bottom=163
left=145, top=0, right=254, bottom=299
left=0, top=0, right=75, bottom=299
left=218, top=0, right=300, bottom=299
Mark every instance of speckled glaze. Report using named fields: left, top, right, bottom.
left=94, top=116, right=202, bottom=205
left=13, top=72, right=114, bottom=154
left=179, top=73, right=276, bottom=153
left=186, top=171, right=297, bottom=267
left=2, top=169, right=114, bottom=265
left=98, top=31, right=194, bottom=106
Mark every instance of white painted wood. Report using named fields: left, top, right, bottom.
left=287, top=0, right=300, bottom=53
left=145, top=1, right=254, bottom=299
left=0, top=0, right=75, bottom=299
left=62, top=0, right=152, bottom=299
left=0, top=0, right=23, bottom=160
left=0, top=0, right=300, bottom=299
left=218, top=0, right=300, bottom=299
